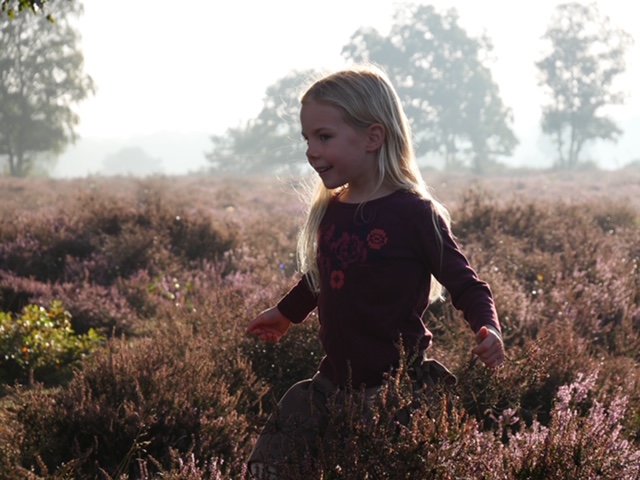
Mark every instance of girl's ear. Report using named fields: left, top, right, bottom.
left=365, top=124, right=385, bottom=152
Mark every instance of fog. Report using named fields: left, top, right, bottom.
left=52, top=0, right=640, bottom=177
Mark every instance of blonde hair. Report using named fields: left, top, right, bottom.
left=297, top=64, right=450, bottom=302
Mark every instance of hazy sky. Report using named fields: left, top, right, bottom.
left=59, top=0, right=638, bottom=176
left=75, top=0, right=639, bottom=139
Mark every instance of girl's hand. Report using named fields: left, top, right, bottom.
left=472, top=325, right=504, bottom=368
left=246, top=307, right=292, bottom=342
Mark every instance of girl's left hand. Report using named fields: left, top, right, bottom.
left=246, top=307, right=291, bottom=343
left=472, top=326, right=504, bottom=368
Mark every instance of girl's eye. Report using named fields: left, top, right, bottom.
left=319, top=134, right=330, bottom=141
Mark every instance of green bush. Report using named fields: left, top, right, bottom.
left=0, top=301, right=103, bottom=386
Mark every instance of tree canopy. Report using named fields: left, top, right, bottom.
left=536, top=2, right=633, bottom=169
left=342, top=4, right=517, bottom=172
left=206, top=69, right=315, bottom=174
left=102, top=147, right=163, bottom=177
left=0, top=0, right=93, bottom=177
left=1, top=0, right=52, bottom=21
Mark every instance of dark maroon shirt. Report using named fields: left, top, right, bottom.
left=277, top=190, right=500, bottom=388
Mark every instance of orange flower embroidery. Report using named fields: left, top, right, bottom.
left=367, top=228, right=388, bottom=250
left=330, top=270, right=345, bottom=289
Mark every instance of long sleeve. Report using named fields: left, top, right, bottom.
left=276, top=273, right=318, bottom=324
left=416, top=204, right=501, bottom=335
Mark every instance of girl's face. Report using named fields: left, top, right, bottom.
left=301, top=101, right=382, bottom=202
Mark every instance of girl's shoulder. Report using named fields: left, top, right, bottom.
left=389, top=189, right=437, bottom=212
left=392, top=190, right=451, bottom=230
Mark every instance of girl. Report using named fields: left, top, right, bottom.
left=246, top=64, right=504, bottom=477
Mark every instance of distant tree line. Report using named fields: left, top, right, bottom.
left=0, top=1, right=634, bottom=177
left=206, top=2, right=633, bottom=174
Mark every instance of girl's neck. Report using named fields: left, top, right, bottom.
left=337, top=182, right=397, bottom=204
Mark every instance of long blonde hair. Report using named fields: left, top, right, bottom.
left=297, top=64, right=450, bottom=302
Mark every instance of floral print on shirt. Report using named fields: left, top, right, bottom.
left=320, top=224, right=389, bottom=290
left=367, top=228, right=388, bottom=250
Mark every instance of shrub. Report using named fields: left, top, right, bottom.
left=0, top=301, right=103, bottom=387
left=242, top=311, right=323, bottom=403
left=266, top=371, right=640, bottom=479
left=0, top=182, right=239, bottom=336
left=500, top=372, right=640, bottom=479
left=1, top=172, right=639, bottom=478
left=3, top=320, right=267, bottom=479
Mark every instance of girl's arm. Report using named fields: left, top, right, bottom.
left=275, top=273, right=318, bottom=324
left=416, top=201, right=504, bottom=367
left=247, top=273, right=319, bottom=343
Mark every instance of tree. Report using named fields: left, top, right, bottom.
left=342, top=3, right=517, bottom=172
left=206, top=69, right=316, bottom=174
left=1, top=0, right=52, bottom=21
left=102, top=147, right=164, bottom=177
left=0, top=0, right=94, bottom=177
left=536, top=2, right=633, bottom=169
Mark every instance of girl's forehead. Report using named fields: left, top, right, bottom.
left=301, top=100, right=340, bottom=114
left=300, top=101, right=345, bottom=124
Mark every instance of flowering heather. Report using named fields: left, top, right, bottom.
left=0, top=168, right=639, bottom=478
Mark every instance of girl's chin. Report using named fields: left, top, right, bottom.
left=319, top=178, right=347, bottom=190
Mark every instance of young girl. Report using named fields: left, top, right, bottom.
left=246, top=64, right=504, bottom=477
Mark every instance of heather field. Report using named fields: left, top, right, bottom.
left=0, top=167, right=639, bottom=479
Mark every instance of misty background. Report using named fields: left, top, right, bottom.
left=48, top=0, right=639, bottom=177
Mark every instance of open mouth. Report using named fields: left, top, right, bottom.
left=315, top=166, right=332, bottom=174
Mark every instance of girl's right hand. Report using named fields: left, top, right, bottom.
left=472, top=325, right=504, bottom=368
left=246, top=307, right=291, bottom=342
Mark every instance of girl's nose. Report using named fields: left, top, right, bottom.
left=306, top=145, right=318, bottom=161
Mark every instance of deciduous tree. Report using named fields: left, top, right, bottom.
left=206, top=70, right=315, bottom=174
left=0, top=0, right=93, bottom=177
left=342, top=3, right=517, bottom=172
left=102, top=147, right=163, bottom=177
left=1, top=0, right=52, bottom=21
left=537, top=2, right=633, bottom=169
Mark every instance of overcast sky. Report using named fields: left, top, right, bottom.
left=59, top=1, right=638, bottom=175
